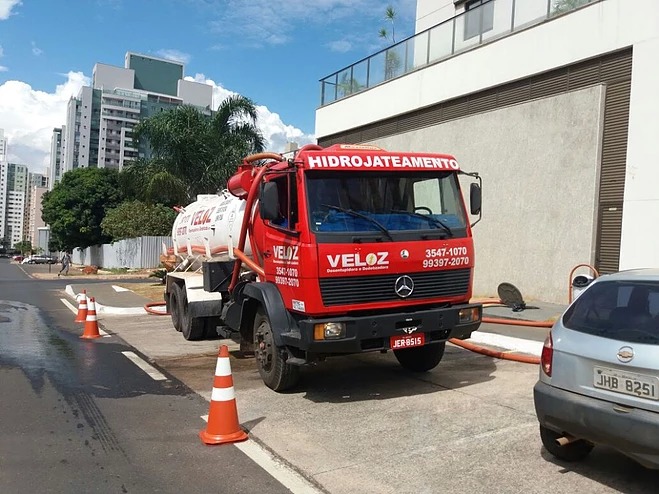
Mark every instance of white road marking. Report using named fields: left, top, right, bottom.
left=59, top=298, right=109, bottom=337
left=200, top=415, right=324, bottom=494
left=121, top=351, right=168, bottom=381
left=112, top=285, right=131, bottom=292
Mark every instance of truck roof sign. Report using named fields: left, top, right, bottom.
left=303, top=152, right=460, bottom=171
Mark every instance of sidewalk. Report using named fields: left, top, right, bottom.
left=64, top=282, right=567, bottom=358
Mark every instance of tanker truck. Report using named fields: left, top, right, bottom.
left=164, top=143, right=483, bottom=391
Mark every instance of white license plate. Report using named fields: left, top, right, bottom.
left=593, top=366, right=659, bottom=400
left=390, top=333, right=425, bottom=350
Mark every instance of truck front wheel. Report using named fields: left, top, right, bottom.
left=394, top=342, right=445, bottom=372
left=253, top=308, right=299, bottom=391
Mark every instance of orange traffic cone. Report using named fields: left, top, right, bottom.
left=80, top=297, right=101, bottom=339
left=74, top=291, right=88, bottom=323
left=200, top=345, right=248, bottom=445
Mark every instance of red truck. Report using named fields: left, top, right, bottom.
left=165, top=143, right=483, bottom=391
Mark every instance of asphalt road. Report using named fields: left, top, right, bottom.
left=0, top=259, right=293, bottom=494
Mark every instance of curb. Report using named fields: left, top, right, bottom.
left=65, top=284, right=148, bottom=315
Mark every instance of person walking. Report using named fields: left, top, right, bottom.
left=58, top=252, right=71, bottom=277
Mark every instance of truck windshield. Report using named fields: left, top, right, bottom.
left=306, top=171, right=467, bottom=235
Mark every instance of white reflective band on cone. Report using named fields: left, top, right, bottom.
left=87, top=316, right=97, bottom=321
left=211, top=386, right=235, bottom=402
left=215, top=357, right=232, bottom=377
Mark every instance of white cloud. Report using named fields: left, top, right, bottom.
left=184, top=74, right=315, bottom=153
left=0, top=66, right=7, bottom=72
left=156, top=49, right=191, bottom=65
left=0, top=71, right=89, bottom=172
left=0, top=0, right=21, bottom=20
left=31, top=41, right=43, bottom=56
left=326, top=39, right=353, bottom=53
left=206, top=0, right=416, bottom=48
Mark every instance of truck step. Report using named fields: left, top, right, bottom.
left=285, top=357, right=307, bottom=366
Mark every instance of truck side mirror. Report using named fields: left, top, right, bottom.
left=259, top=182, right=280, bottom=221
left=470, top=183, right=482, bottom=216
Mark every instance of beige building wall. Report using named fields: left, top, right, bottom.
left=366, top=86, right=605, bottom=303
left=28, top=186, right=48, bottom=248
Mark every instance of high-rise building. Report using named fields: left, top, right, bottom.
left=0, top=129, right=7, bottom=160
left=49, top=127, right=64, bottom=189
left=0, top=162, right=28, bottom=248
left=59, top=52, right=213, bottom=173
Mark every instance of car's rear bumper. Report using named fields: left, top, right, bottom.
left=534, top=380, right=659, bottom=468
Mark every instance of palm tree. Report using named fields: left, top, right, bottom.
left=379, top=5, right=397, bottom=43
left=126, top=96, right=264, bottom=205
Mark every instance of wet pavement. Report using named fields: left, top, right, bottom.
left=0, top=259, right=293, bottom=494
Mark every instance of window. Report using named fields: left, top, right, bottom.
left=267, top=172, right=298, bottom=232
left=464, top=0, right=494, bottom=40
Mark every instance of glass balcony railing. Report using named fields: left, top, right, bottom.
left=319, top=0, right=600, bottom=106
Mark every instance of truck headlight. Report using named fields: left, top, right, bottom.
left=459, top=307, right=481, bottom=324
left=314, top=322, right=346, bottom=340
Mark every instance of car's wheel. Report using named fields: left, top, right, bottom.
left=169, top=284, right=183, bottom=332
left=394, top=342, right=446, bottom=372
left=539, top=425, right=594, bottom=462
left=253, top=307, right=299, bottom=391
left=179, top=287, right=204, bottom=341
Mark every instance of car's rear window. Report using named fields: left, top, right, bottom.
left=563, top=280, right=659, bottom=344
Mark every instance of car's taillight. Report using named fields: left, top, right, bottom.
left=541, top=332, right=553, bottom=377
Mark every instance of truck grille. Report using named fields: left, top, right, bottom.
left=319, top=268, right=471, bottom=306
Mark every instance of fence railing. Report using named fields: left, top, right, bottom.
left=72, top=236, right=172, bottom=269
left=319, top=0, right=599, bottom=106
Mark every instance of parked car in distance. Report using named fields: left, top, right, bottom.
left=21, top=255, right=58, bottom=265
left=12, top=255, right=24, bottom=262
left=534, top=268, right=659, bottom=469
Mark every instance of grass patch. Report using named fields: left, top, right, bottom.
left=117, top=282, right=166, bottom=302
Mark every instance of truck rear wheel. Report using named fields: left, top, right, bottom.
left=394, top=342, right=445, bottom=372
left=169, top=283, right=183, bottom=332
left=179, top=288, right=205, bottom=341
left=253, top=308, right=299, bottom=391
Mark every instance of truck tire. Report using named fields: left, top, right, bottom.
left=253, top=307, right=299, bottom=391
left=179, top=287, right=205, bottom=341
left=394, top=342, right=445, bottom=372
left=539, top=425, right=593, bottom=462
left=169, top=283, right=183, bottom=332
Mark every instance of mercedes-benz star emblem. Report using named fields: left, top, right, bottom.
left=617, top=346, right=634, bottom=363
left=395, top=275, right=414, bottom=298
left=400, top=249, right=409, bottom=259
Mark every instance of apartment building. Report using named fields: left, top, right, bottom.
left=0, top=129, right=7, bottom=160
left=60, top=52, right=213, bottom=173
left=315, top=0, right=659, bottom=302
left=49, top=127, right=64, bottom=190
left=0, top=162, right=29, bottom=248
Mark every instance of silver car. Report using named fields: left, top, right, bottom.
left=534, top=268, right=659, bottom=469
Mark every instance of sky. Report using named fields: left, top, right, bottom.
left=0, top=0, right=416, bottom=174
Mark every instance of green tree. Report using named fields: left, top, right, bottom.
left=127, top=97, right=265, bottom=205
left=41, top=168, right=123, bottom=251
left=101, top=201, right=177, bottom=241
left=14, top=240, right=32, bottom=255
left=378, top=5, right=402, bottom=80
left=379, top=5, right=397, bottom=43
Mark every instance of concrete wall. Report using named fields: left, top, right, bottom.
left=177, top=79, right=213, bottom=108
left=619, top=36, right=659, bottom=270
left=368, top=86, right=605, bottom=303
left=93, top=63, right=135, bottom=91
left=73, top=236, right=172, bottom=269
